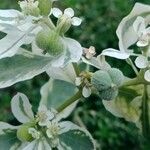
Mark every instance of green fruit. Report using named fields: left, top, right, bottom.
left=17, top=122, right=34, bottom=142
left=36, top=29, right=65, bottom=57
left=91, top=68, right=124, bottom=100
left=108, top=68, right=124, bottom=86
left=99, top=87, right=118, bottom=100
left=38, top=0, right=52, bottom=16
left=91, top=70, right=112, bottom=91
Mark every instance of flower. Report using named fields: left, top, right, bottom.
left=83, top=46, right=96, bottom=59
left=36, top=105, right=55, bottom=126
left=133, top=16, right=150, bottom=47
left=28, top=128, right=40, bottom=139
left=52, top=7, right=82, bottom=26
left=19, top=0, right=40, bottom=16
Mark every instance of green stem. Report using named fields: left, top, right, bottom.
left=72, top=63, right=80, bottom=76
left=141, top=85, right=150, bottom=139
left=41, top=17, right=56, bottom=30
left=57, top=90, right=82, bottom=113
left=126, top=58, right=139, bottom=75
left=122, top=77, right=143, bottom=87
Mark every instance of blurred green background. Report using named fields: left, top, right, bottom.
left=0, top=0, right=150, bottom=149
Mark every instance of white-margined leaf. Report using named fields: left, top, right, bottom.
left=116, top=3, right=150, bottom=52
left=0, top=49, right=54, bottom=88
left=0, top=25, right=37, bottom=59
left=40, top=79, right=78, bottom=119
left=0, top=129, right=19, bottom=150
left=82, top=55, right=111, bottom=70
left=0, top=9, right=22, bottom=19
left=11, top=93, right=34, bottom=123
left=58, top=121, right=96, bottom=150
left=103, top=85, right=143, bottom=123
left=101, top=48, right=130, bottom=59
left=46, top=63, right=76, bottom=84
left=63, top=37, right=83, bottom=64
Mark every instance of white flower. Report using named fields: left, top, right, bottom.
left=133, top=16, right=150, bottom=47
left=28, top=127, right=40, bottom=139
left=83, top=46, right=96, bottom=59
left=46, top=121, right=60, bottom=139
left=36, top=105, right=55, bottom=126
left=52, top=7, right=82, bottom=26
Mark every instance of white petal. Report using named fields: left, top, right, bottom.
left=75, top=77, right=82, bottom=86
left=133, top=16, right=146, bottom=36
left=82, top=86, right=91, bottom=98
left=11, top=93, right=34, bottom=123
left=52, top=8, right=62, bottom=18
left=137, top=40, right=149, bottom=47
left=101, top=48, right=130, bottom=59
left=22, top=140, right=37, bottom=150
left=72, top=17, right=82, bottom=26
left=0, top=9, right=22, bottom=18
left=135, top=55, right=148, bottom=68
left=64, top=8, right=74, bottom=17
left=144, top=70, right=150, bottom=82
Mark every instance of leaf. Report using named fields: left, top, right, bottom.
left=0, top=9, right=22, bottom=19
left=40, top=79, right=78, bottom=119
left=0, top=122, right=17, bottom=135
left=11, top=93, right=34, bottom=123
left=0, top=49, right=53, bottom=88
left=63, top=37, right=83, bottom=64
left=82, top=55, right=111, bottom=70
left=0, top=25, right=36, bottom=59
left=46, top=63, right=76, bottom=84
left=59, top=122, right=96, bottom=150
left=0, top=130, right=19, bottom=150
left=116, top=3, right=150, bottom=52
left=103, top=85, right=143, bottom=123
left=101, top=48, right=130, bottom=59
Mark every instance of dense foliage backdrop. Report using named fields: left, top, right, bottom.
left=0, top=0, right=150, bottom=149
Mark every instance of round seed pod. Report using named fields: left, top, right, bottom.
left=91, top=70, right=112, bottom=91
left=17, top=122, right=35, bottom=142
left=91, top=68, right=124, bottom=100
left=36, top=29, right=65, bottom=57
left=108, top=68, right=124, bottom=86
left=99, top=86, right=118, bottom=100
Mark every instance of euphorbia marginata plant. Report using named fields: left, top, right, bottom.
left=0, top=0, right=150, bottom=149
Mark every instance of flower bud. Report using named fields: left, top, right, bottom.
left=38, top=0, right=52, bottom=16
left=17, top=122, right=35, bottom=142
left=36, top=29, right=65, bottom=57
left=91, top=68, right=124, bottom=100
left=56, top=15, right=72, bottom=35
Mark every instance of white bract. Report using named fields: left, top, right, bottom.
left=83, top=46, right=96, bottom=59
left=133, top=16, right=150, bottom=47
left=36, top=105, right=55, bottom=126
left=52, top=7, right=82, bottom=26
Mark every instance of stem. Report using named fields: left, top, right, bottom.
left=122, top=77, right=143, bottom=87
left=41, top=17, right=56, bottom=30
left=141, top=85, right=150, bottom=139
left=126, top=58, right=139, bottom=75
left=57, top=91, right=82, bottom=113
left=72, top=63, right=80, bottom=76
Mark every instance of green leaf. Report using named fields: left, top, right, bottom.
left=116, top=3, right=150, bottom=52
left=0, top=50, right=53, bottom=88
left=0, top=125, right=19, bottom=150
left=59, top=124, right=96, bottom=150
left=40, top=79, right=78, bottom=120
left=11, top=93, right=34, bottom=123
left=40, top=79, right=78, bottom=109
left=103, top=85, right=143, bottom=123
